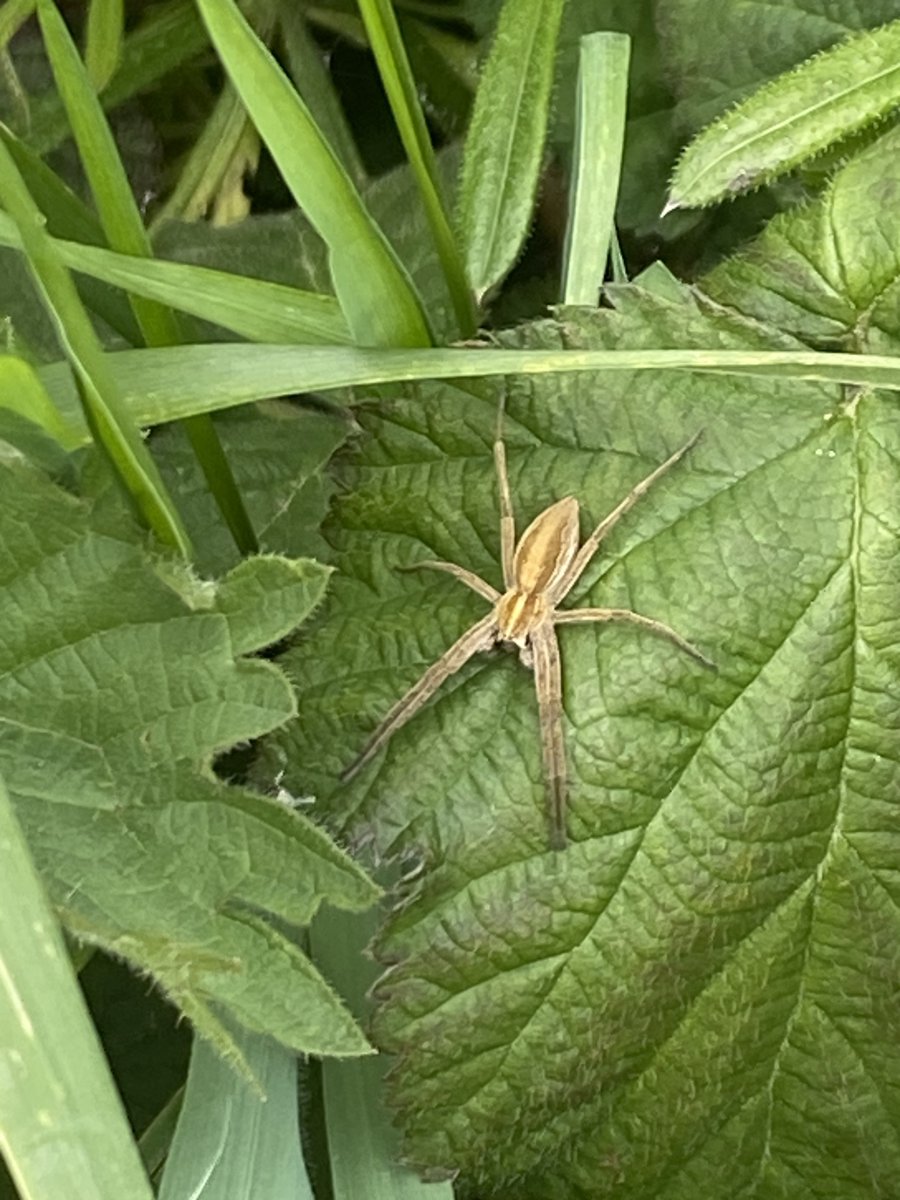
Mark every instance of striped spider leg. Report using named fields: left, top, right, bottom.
left=342, top=423, right=713, bottom=849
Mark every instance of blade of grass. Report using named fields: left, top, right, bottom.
left=312, top=901, right=455, bottom=1199
left=0, top=770, right=156, bottom=1200
left=562, top=32, right=630, bottom=304
left=278, top=6, right=366, bottom=188
left=196, top=0, right=431, bottom=348
left=457, top=0, right=565, bottom=302
left=0, top=351, right=82, bottom=446
left=29, top=0, right=210, bottom=155
left=158, top=1027, right=315, bottom=1200
left=0, top=214, right=351, bottom=343
left=358, top=0, right=475, bottom=337
left=150, top=83, right=257, bottom=227
left=0, top=134, right=191, bottom=553
left=37, top=0, right=256, bottom=556
left=0, top=0, right=34, bottom=44
left=37, top=343, right=900, bottom=439
left=138, top=1086, right=184, bottom=1181
left=0, top=126, right=142, bottom=342
left=84, top=0, right=123, bottom=90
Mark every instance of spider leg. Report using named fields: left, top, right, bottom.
left=530, top=621, right=568, bottom=850
left=494, top=392, right=516, bottom=588
left=341, top=611, right=500, bottom=782
left=554, top=606, right=715, bottom=669
left=398, top=560, right=500, bottom=603
left=552, top=430, right=702, bottom=604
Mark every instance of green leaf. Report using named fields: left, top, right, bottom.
left=259, top=291, right=900, bottom=1195
left=0, top=125, right=191, bottom=554
left=0, top=769, right=156, bottom=1200
left=658, top=0, right=899, bottom=132
left=34, top=340, right=900, bottom=441
left=0, top=460, right=379, bottom=1062
left=562, top=32, right=630, bottom=304
left=357, top=0, right=475, bottom=336
left=154, top=400, right=349, bottom=576
left=701, top=122, right=900, bottom=351
left=312, top=902, right=456, bottom=1200
left=158, top=1025, right=314, bottom=1200
left=29, top=0, right=210, bottom=156
left=457, top=0, right=566, bottom=301
left=668, top=17, right=900, bottom=209
left=195, top=0, right=431, bottom=348
left=84, top=0, right=123, bottom=90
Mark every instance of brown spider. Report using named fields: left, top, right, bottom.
left=342, top=416, right=714, bottom=848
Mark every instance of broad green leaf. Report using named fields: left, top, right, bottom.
left=562, top=32, right=630, bottom=304
left=158, top=1025, right=314, bottom=1200
left=0, top=459, right=378, bottom=1063
left=195, top=0, right=431, bottom=347
left=457, top=0, right=565, bottom=301
left=668, top=17, right=900, bottom=209
left=702, top=122, right=900, bottom=351
left=154, top=400, right=349, bottom=576
left=259, top=291, right=900, bottom=1195
left=0, top=770, right=156, bottom=1200
left=658, top=0, right=900, bottom=131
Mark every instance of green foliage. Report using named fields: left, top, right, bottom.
left=4, top=0, right=900, bottom=1195
left=669, top=17, right=900, bottom=209
left=0, top=456, right=378, bottom=1066
left=263, top=289, right=898, bottom=1196
left=457, top=0, right=565, bottom=300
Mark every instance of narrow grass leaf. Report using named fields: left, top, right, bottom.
left=0, top=352, right=81, bottom=447
left=313, top=903, right=455, bottom=1200
left=30, top=0, right=209, bottom=155
left=84, top=0, right=123, bottom=90
left=0, top=126, right=141, bottom=342
left=37, top=0, right=256, bottom=555
left=196, top=0, right=431, bottom=347
left=278, top=6, right=366, bottom=187
left=358, top=0, right=475, bottom=336
left=0, top=135, right=191, bottom=553
left=159, top=1028, right=314, bottom=1200
left=36, top=342, right=900, bottom=438
left=458, top=0, right=565, bottom=301
left=0, top=222, right=350, bottom=344
left=668, top=17, right=900, bottom=210
left=562, top=33, right=630, bottom=304
left=0, top=770, right=156, bottom=1200
left=151, top=85, right=258, bottom=227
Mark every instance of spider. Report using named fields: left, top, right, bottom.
left=342, top=414, right=714, bottom=849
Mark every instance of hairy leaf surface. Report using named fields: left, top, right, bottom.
left=0, top=458, right=378, bottom=1064
left=263, top=287, right=900, bottom=1195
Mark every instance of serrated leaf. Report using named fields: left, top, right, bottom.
left=701, top=122, right=900, bottom=352
left=259, top=291, right=900, bottom=1195
left=0, top=460, right=379, bottom=1061
left=668, top=17, right=900, bottom=209
left=154, top=401, right=349, bottom=576
left=658, top=0, right=900, bottom=132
